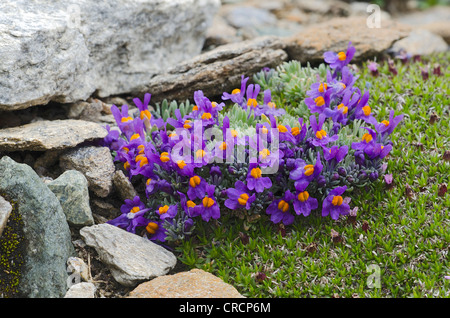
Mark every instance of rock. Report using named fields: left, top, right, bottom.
left=390, top=29, right=448, bottom=56
left=47, top=170, right=94, bottom=227
left=0, top=0, right=220, bottom=111
left=284, top=17, right=411, bottom=64
left=67, top=257, right=90, bottom=283
left=64, top=282, right=96, bottom=298
left=79, top=223, right=177, bottom=287
left=0, top=119, right=107, bottom=152
left=59, top=146, right=115, bottom=198
left=419, top=22, right=450, bottom=45
left=66, top=99, right=103, bottom=122
left=0, top=196, right=12, bottom=237
left=112, top=170, right=138, bottom=202
left=224, top=6, right=278, bottom=30
left=134, top=36, right=288, bottom=102
left=0, top=156, right=74, bottom=298
left=204, top=14, right=241, bottom=48
left=128, top=269, right=244, bottom=298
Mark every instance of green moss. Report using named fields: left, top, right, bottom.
left=0, top=196, right=25, bottom=298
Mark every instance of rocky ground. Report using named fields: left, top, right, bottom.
left=0, top=0, right=448, bottom=298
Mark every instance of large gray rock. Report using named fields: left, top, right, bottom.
left=0, top=119, right=107, bottom=152
left=0, top=0, right=220, bottom=111
left=47, top=170, right=94, bottom=227
left=80, top=223, right=177, bottom=287
left=0, top=156, right=75, bottom=298
left=59, top=146, right=115, bottom=198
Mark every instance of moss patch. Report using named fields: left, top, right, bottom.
left=0, top=197, right=25, bottom=298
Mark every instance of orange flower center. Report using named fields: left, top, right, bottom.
left=189, top=176, right=201, bottom=188
left=247, top=98, right=258, bottom=108
left=332, top=195, right=343, bottom=206
left=238, top=193, right=249, bottom=206
left=130, top=206, right=140, bottom=213
left=158, top=205, right=169, bottom=215
left=315, top=96, right=325, bottom=107
left=140, top=110, right=152, bottom=120
left=160, top=152, right=170, bottom=162
left=277, top=125, right=288, bottom=133
left=338, top=103, right=348, bottom=114
left=304, top=165, right=314, bottom=176
left=362, top=105, right=371, bottom=116
left=298, top=191, right=309, bottom=202
left=146, top=222, right=158, bottom=234
left=201, top=112, right=212, bottom=120
left=121, top=116, right=133, bottom=123
left=278, top=200, right=289, bottom=213
left=337, top=51, right=346, bottom=61
left=202, top=197, right=215, bottom=208
left=362, top=133, right=373, bottom=143
left=315, top=129, right=327, bottom=140
left=250, top=167, right=262, bottom=179
left=318, top=83, right=328, bottom=92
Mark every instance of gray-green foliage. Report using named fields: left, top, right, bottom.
left=253, top=61, right=328, bottom=119
left=154, top=99, right=193, bottom=122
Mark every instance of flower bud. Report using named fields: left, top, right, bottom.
left=369, top=171, right=379, bottom=181
left=317, top=175, right=327, bottom=187
left=337, top=167, right=347, bottom=177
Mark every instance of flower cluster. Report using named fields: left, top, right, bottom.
left=103, top=42, right=403, bottom=244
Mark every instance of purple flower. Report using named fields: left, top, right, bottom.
left=246, top=163, right=272, bottom=193
left=322, top=186, right=350, bottom=220
left=145, top=178, right=173, bottom=196
left=144, top=220, right=167, bottom=242
left=323, top=145, right=348, bottom=163
left=352, top=127, right=377, bottom=152
left=324, top=42, right=356, bottom=70
left=306, top=81, right=330, bottom=100
left=388, top=59, right=398, bottom=75
left=368, top=61, right=379, bottom=77
left=309, top=114, right=339, bottom=147
left=305, top=89, right=332, bottom=114
left=156, top=204, right=178, bottom=220
left=187, top=175, right=208, bottom=200
left=111, top=103, right=135, bottom=138
left=354, top=94, right=378, bottom=126
left=133, top=93, right=164, bottom=129
left=365, top=142, right=392, bottom=160
left=222, top=75, right=249, bottom=105
left=254, top=89, right=286, bottom=117
left=375, top=110, right=404, bottom=138
left=224, top=180, right=256, bottom=210
left=289, top=152, right=323, bottom=191
left=293, top=185, right=319, bottom=217
left=244, top=83, right=261, bottom=110
left=384, top=174, right=393, bottom=185
left=191, top=184, right=220, bottom=222
left=266, top=190, right=296, bottom=225
left=106, top=196, right=150, bottom=233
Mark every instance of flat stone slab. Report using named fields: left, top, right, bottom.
left=80, top=223, right=177, bottom=287
left=134, top=35, right=288, bottom=102
left=284, top=17, right=412, bottom=64
left=0, top=119, right=107, bottom=152
left=128, top=269, right=244, bottom=298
